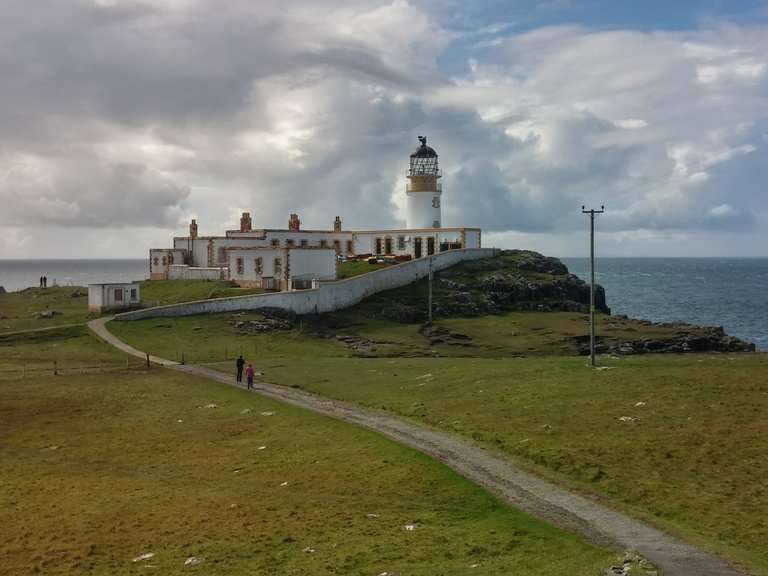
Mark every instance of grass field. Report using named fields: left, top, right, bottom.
left=140, top=280, right=265, bottom=307
left=108, top=307, right=708, bottom=362
left=0, top=281, right=265, bottom=335
left=0, top=328, right=618, bottom=575
left=337, top=259, right=393, bottom=279
left=110, top=312, right=768, bottom=574
left=0, top=287, right=96, bottom=333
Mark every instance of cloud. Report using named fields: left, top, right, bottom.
left=0, top=0, right=767, bottom=257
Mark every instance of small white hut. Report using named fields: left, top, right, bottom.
left=88, top=282, right=141, bottom=313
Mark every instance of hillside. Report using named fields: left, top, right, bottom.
left=321, top=250, right=754, bottom=356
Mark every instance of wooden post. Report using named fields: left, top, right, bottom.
left=146, top=353, right=150, bottom=368
left=181, top=351, right=185, bottom=365
left=54, top=360, right=58, bottom=376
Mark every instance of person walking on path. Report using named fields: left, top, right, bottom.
left=245, top=363, right=255, bottom=390
left=236, top=354, right=245, bottom=383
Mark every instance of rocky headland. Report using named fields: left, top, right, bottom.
left=353, top=250, right=755, bottom=355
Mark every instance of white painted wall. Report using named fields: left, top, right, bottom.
left=117, top=248, right=498, bottom=320
left=464, top=229, right=481, bottom=249
left=150, top=249, right=187, bottom=276
left=406, top=190, right=441, bottom=229
left=167, top=265, right=225, bottom=280
left=89, top=283, right=141, bottom=311
left=288, top=248, right=337, bottom=280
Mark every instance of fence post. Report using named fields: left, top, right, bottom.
left=53, top=360, right=58, bottom=376
left=181, top=351, right=185, bottom=365
left=146, top=353, right=150, bottom=368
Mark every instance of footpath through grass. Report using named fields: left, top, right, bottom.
left=259, top=353, right=768, bottom=575
left=110, top=313, right=768, bottom=574
left=0, top=330, right=617, bottom=575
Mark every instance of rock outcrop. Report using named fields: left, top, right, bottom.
left=432, top=250, right=609, bottom=318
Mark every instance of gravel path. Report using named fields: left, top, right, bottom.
left=89, top=317, right=745, bottom=576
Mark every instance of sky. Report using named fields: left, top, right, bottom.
left=1, top=0, right=767, bottom=258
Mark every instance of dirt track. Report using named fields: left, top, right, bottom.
left=89, top=317, right=745, bottom=576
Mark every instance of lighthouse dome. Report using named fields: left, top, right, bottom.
left=410, top=135, right=437, bottom=158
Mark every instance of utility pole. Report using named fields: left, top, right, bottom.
left=427, top=255, right=433, bottom=325
left=581, top=205, right=605, bottom=367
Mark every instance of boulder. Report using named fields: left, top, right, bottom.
left=34, top=310, right=60, bottom=319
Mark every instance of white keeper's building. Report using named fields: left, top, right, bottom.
left=149, top=137, right=482, bottom=291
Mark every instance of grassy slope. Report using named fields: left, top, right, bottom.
left=140, top=280, right=264, bottom=307
left=337, top=260, right=392, bottom=279
left=110, top=313, right=768, bottom=574
left=0, top=281, right=264, bottom=335
left=0, top=287, right=96, bottom=333
left=0, top=330, right=615, bottom=576
left=254, top=353, right=768, bottom=573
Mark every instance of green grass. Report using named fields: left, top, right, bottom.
left=0, top=281, right=266, bottom=335
left=337, top=259, right=393, bottom=279
left=0, top=326, right=131, bottom=376
left=110, top=312, right=768, bottom=574
left=0, top=335, right=616, bottom=575
left=109, top=308, right=710, bottom=362
left=0, top=287, right=96, bottom=333
left=140, top=280, right=264, bottom=306
left=257, top=353, right=768, bottom=575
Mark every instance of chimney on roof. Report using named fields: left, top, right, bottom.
left=334, top=216, right=342, bottom=232
left=189, top=219, right=198, bottom=239
left=288, top=213, right=301, bottom=231
left=240, top=212, right=252, bottom=232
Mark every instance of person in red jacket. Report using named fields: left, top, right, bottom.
left=245, top=362, right=255, bottom=390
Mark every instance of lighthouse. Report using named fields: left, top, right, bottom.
left=406, top=136, right=441, bottom=229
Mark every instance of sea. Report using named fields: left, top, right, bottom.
left=1, top=257, right=766, bottom=350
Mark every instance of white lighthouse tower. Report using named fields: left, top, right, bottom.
left=406, top=136, right=441, bottom=229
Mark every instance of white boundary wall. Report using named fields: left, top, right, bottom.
left=116, top=248, right=498, bottom=320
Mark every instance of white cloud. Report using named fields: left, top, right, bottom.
left=0, top=1, right=767, bottom=257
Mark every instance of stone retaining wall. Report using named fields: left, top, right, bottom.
left=116, top=248, right=499, bottom=320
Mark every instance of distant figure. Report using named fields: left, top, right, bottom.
left=39, top=276, right=43, bottom=288
left=245, top=363, right=255, bottom=390
left=43, top=276, right=48, bottom=288
left=236, top=354, right=245, bottom=383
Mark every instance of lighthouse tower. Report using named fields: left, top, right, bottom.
left=406, top=136, right=441, bottom=229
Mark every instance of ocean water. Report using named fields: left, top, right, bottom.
left=562, top=258, right=768, bottom=351
left=0, top=259, right=148, bottom=293
left=1, top=257, right=766, bottom=350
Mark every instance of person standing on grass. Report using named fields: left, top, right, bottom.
left=245, top=362, right=255, bottom=390
left=236, top=354, right=245, bottom=383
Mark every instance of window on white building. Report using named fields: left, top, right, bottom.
left=130, top=288, right=137, bottom=301
left=274, top=257, right=282, bottom=276
left=271, top=239, right=280, bottom=247
left=397, top=236, right=405, bottom=250
left=236, top=257, right=244, bottom=275
left=254, top=257, right=263, bottom=275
